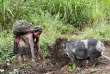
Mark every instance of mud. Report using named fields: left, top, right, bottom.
left=0, top=38, right=110, bottom=74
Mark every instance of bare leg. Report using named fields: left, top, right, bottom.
left=18, top=54, right=23, bottom=64
left=31, top=49, right=36, bottom=63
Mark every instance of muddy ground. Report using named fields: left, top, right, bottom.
left=0, top=38, right=110, bottom=74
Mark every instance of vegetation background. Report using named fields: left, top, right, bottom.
left=0, top=0, right=110, bottom=68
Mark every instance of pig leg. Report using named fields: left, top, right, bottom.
left=92, top=58, right=98, bottom=67
left=70, top=55, right=75, bottom=64
left=70, top=58, right=74, bottom=63
left=78, top=60, right=85, bottom=67
left=90, top=57, right=98, bottom=67
left=68, top=54, right=76, bottom=65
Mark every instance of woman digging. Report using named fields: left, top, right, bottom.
left=13, top=20, right=45, bottom=64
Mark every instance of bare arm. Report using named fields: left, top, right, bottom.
left=35, top=37, right=45, bottom=60
left=24, top=33, right=36, bottom=59
left=36, top=37, right=40, bottom=50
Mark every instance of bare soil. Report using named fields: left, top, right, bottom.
left=0, top=38, right=110, bottom=74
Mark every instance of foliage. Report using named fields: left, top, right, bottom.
left=0, top=12, right=76, bottom=62
left=0, top=0, right=110, bottom=29
left=73, top=24, right=110, bottom=41
left=0, top=30, right=14, bottom=62
left=0, top=0, right=110, bottom=66
left=67, top=64, right=76, bottom=72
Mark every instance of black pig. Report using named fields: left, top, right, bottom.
left=64, top=39, right=105, bottom=66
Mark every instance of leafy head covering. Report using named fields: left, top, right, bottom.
left=34, top=25, right=43, bottom=33
left=12, top=20, right=32, bottom=37
left=12, top=20, right=43, bottom=37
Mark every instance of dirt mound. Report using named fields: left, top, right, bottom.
left=104, top=40, right=110, bottom=46
left=47, top=37, right=70, bottom=70
left=47, top=37, right=68, bottom=61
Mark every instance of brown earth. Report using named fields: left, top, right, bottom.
left=0, top=38, right=110, bottom=74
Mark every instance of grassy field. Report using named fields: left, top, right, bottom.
left=0, top=0, right=110, bottom=70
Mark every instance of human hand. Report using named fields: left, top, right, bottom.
left=38, top=49, right=45, bottom=60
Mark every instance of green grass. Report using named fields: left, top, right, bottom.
left=0, top=13, right=110, bottom=63
left=0, top=30, right=14, bottom=62
left=68, top=24, right=110, bottom=42
left=0, top=0, right=110, bottom=63
left=0, top=0, right=110, bottom=29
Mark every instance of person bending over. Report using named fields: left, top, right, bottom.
left=13, top=20, right=45, bottom=64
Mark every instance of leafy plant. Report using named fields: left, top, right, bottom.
left=0, top=30, right=14, bottom=62
left=0, top=0, right=110, bottom=29
left=67, top=64, right=76, bottom=72
left=0, top=0, right=110, bottom=67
